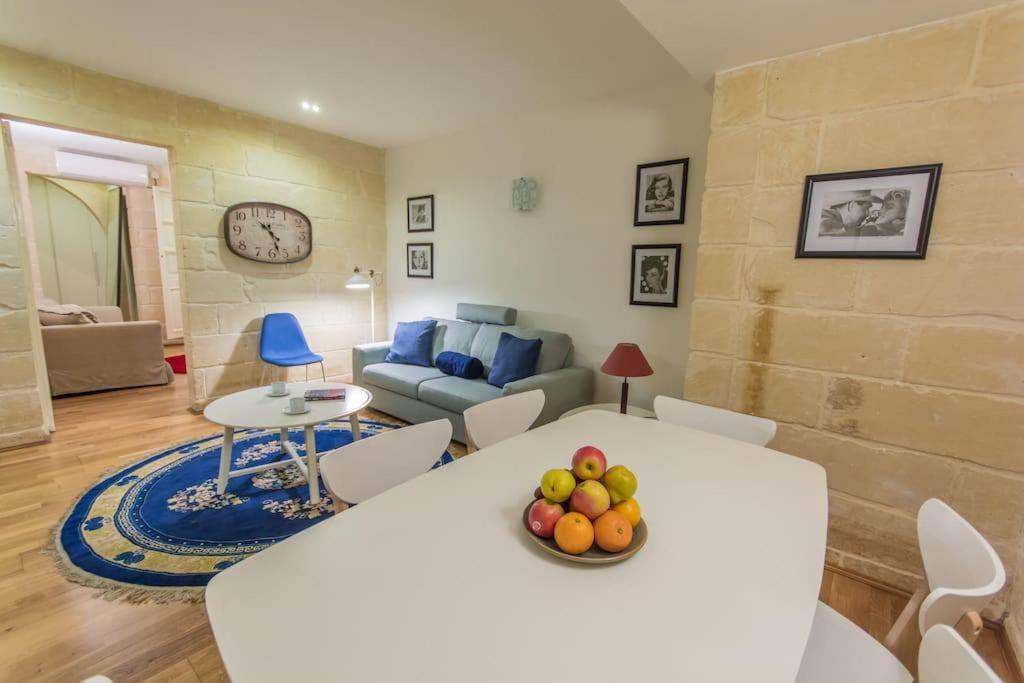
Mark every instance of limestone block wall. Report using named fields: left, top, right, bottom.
left=0, top=45, right=387, bottom=448
left=685, top=1, right=1024, bottom=635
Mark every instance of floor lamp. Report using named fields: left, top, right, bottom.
left=345, top=267, right=376, bottom=342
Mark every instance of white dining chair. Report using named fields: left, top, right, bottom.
left=798, top=498, right=1005, bottom=682
left=918, top=624, right=1001, bottom=683
left=463, top=389, right=545, bottom=453
left=797, top=601, right=913, bottom=682
left=883, top=498, right=1005, bottom=666
left=319, top=419, right=453, bottom=510
left=652, top=396, right=777, bottom=446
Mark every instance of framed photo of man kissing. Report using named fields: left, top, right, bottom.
left=407, top=195, right=434, bottom=232
left=630, top=244, right=681, bottom=307
left=634, top=158, right=688, bottom=227
left=796, top=163, right=941, bottom=259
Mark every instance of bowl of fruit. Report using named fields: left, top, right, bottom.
left=523, top=445, right=647, bottom=564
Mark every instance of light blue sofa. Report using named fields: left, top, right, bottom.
left=352, top=303, right=594, bottom=443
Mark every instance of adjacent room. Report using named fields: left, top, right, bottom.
left=0, top=0, right=1021, bottom=681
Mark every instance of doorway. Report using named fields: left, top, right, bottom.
left=3, top=118, right=185, bottom=429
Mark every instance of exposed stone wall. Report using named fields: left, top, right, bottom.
left=0, top=45, right=387, bottom=448
left=685, top=1, right=1024, bottom=635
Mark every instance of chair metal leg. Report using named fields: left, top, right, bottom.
left=320, top=361, right=326, bottom=381
left=259, top=363, right=267, bottom=387
left=305, top=364, right=309, bottom=383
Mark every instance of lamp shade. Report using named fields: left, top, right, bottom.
left=345, top=270, right=371, bottom=290
left=600, top=343, right=653, bottom=378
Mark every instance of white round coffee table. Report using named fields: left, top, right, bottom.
left=559, top=402, right=655, bottom=420
left=203, top=382, right=372, bottom=504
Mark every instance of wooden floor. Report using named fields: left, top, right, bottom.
left=0, top=370, right=1017, bottom=682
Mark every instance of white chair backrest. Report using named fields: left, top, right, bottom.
left=918, top=625, right=1000, bottom=683
left=653, top=396, right=777, bottom=446
left=917, top=498, right=1005, bottom=634
left=319, top=419, right=453, bottom=504
left=463, top=390, right=545, bottom=450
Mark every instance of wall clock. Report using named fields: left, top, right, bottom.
left=223, top=202, right=312, bottom=263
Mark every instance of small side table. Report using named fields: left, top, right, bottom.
left=560, top=402, right=655, bottom=420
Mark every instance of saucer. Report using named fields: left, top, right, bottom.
left=282, top=406, right=311, bottom=415
left=268, top=390, right=290, bottom=397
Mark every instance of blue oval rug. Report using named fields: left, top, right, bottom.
left=51, top=418, right=454, bottom=603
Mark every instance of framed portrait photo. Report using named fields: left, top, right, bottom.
left=630, top=244, right=681, bottom=307
left=407, top=194, right=434, bottom=232
left=634, top=158, right=688, bottom=227
left=796, top=163, right=942, bottom=259
left=407, top=242, right=434, bottom=279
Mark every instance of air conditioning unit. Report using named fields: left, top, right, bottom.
left=54, top=150, right=149, bottom=187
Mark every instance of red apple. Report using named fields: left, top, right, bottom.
left=571, top=446, right=607, bottom=480
left=528, top=498, right=565, bottom=538
left=569, top=480, right=611, bottom=520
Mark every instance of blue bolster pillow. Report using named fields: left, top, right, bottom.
left=436, top=351, right=484, bottom=380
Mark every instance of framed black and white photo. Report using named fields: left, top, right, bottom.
left=796, top=164, right=941, bottom=259
left=407, top=242, right=434, bottom=279
left=633, top=158, right=688, bottom=227
left=407, top=195, right=434, bottom=232
left=630, top=244, right=681, bottom=307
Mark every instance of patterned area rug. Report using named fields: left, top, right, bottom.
left=51, top=418, right=454, bottom=603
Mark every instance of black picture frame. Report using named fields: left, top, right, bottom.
left=407, top=242, right=434, bottom=279
left=629, top=243, right=681, bottom=307
left=795, top=163, right=942, bottom=259
left=407, top=194, right=435, bottom=232
left=633, top=158, right=688, bottom=227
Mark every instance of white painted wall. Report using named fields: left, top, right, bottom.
left=385, top=76, right=711, bottom=408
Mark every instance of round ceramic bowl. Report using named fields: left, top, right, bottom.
left=521, top=500, right=648, bottom=565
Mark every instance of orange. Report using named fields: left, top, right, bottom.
left=611, top=498, right=642, bottom=528
left=554, top=512, right=594, bottom=555
left=593, top=510, right=633, bottom=553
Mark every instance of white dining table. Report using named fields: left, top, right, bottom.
left=206, top=410, right=827, bottom=682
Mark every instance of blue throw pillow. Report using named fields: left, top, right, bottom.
left=487, top=333, right=542, bottom=388
left=436, top=351, right=484, bottom=379
left=385, top=320, right=437, bottom=366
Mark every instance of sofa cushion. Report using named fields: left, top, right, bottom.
left=385, top=320, right=437, bottom=366
left=470, top=324, right=572, bottom=376
left=418, top=376, right=503, bottom=414
left=488, top=333, right=542, bottom=388
left=456, top=303, right=517, bottom=325
left=428, top=317, right=481, bottom=363
left=362, top=362, right=445, bottom=399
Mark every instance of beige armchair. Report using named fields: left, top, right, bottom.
left=41, top=305, right=173, bottom=396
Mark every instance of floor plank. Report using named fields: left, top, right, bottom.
left=0, top=375, right=1016, bottom=681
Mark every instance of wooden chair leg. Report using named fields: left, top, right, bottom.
left=464, top=427, right=478, bottom=454
left=329, top=492, right=348, bottom=515
left=883, top=584, right=928, bottom=673
left=954, top=611, right=984, bottom=645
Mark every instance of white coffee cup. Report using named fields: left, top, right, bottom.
left=271, top=380, right=287, bottom=396
left=289, top=396, right=306, bottom=413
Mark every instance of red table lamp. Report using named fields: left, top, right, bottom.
left=600, top=343, right=653, bottom=414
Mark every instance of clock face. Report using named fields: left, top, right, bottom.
left=223, top=202, right=312, bottom=263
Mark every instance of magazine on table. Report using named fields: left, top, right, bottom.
left=304, top=388, right=346, bottom=401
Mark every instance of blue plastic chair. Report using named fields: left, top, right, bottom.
left=259, top=313, right=325, bottom=382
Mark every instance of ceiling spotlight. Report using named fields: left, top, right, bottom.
left=311, top=103, right=321, bottom=113
left=300, top=100, right=311, bottom=111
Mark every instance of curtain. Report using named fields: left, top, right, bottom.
left=116, top=188, right=139, bottom=321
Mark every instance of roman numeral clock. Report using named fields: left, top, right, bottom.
left=223, top=202, right=312, bottom=263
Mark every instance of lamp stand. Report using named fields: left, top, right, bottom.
left=619, top=377, right=629, bottom=414
left=369, top=286, right=375, bottom=343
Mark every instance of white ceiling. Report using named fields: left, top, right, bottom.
left=619, top=0, right=1009, bottom=85
left=0, top=1, right=1006, bottom=149
left=7, top=120, right=169, bottom=167
left=0, top=0, right=684, bottom=148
